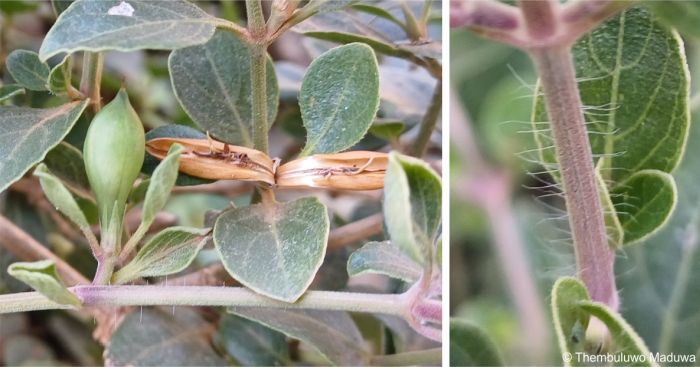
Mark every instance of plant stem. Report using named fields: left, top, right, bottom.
left=369, top=348, right=442, bottom=366
left=519, top=0, right=556, bottom=39
left=0, top=286, right=415, bottom=317
left=0, top=215, right=89, bottom=286
left=529, top=46, right=618, bottom=309
left=411, top=79, right=443, bottom=157
left=327, top=213, right=384, bottom=250
left=79, top=52, right=103, bottom=113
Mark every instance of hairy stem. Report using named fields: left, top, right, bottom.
left=0, top=286, right=419, bottom=318
left=79, top=52, right=103, bottom=113
left=411, top=79, right=443, bottom=157
left=530, top=46, right=618, bottom=309
left=519, top=0, right=556, bottom=39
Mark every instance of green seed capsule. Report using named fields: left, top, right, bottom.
left=83, top=89, right=145, bottom=249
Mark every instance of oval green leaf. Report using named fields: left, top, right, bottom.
left=213, top=197, right=329, bottom=302
left=0, top=100, right=89, bottom=193
left=39, top=0, right=217, bottom=61
left=33, top=164, right=90, bottom=232
left=8, top=260, right=81, bottom=307
left=383, top=152, right=442, bottom=264
left=299, top=43, right=380, bottom=156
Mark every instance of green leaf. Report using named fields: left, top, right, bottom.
left=551, top=277, right=656, bottom=366
left=33, top=164, right=90, bottom=232
left=127, top=144, right=182, bottom=248
left=106, top=307, right=227, bottom=366
left=0, top=100, right=89, bottom=193
left=39, top=0, right=217, bottom=61
left=450, top=319, right=504, bottom=366
left=229, top=308, right=369, bottom=366
left=646, top=1, right=700, bottom=38
left=532, top=7, right=688, bottom=245
left=299, top=43, right=380, bottom=155
left=213, top=197, right=329, bottom=302
left=383, top=152, right=442, bottom=264
left=610, top=170, right=677, bottom=244
left=347, top=241, right=422, bottom=282
left=43, top=142, right=91, bottom=198
left=7, top=260, right=81, bottom=307
left=143, top=124, right=212, bottom=186
left=112, top=226, right=209, bottom=284
left=6, top=50, right=50, bottom=91
left=217, top=314, right=290, bottom=366
left=169, top=30, right=279, bottom=147
left=47, top=54, right=72, bottom=95
left=0, top=84, right=25, bottom=102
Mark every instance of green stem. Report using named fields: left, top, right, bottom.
left=411, top=79, right=443, bottom=157
left=369, top=348, right=442, bottom=366
left=0, top=286, right=414, bottom=317
left=79, top=52, right=103, bottom=113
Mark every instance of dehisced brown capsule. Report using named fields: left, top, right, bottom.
left=145, top=137, right=388, bottom=190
